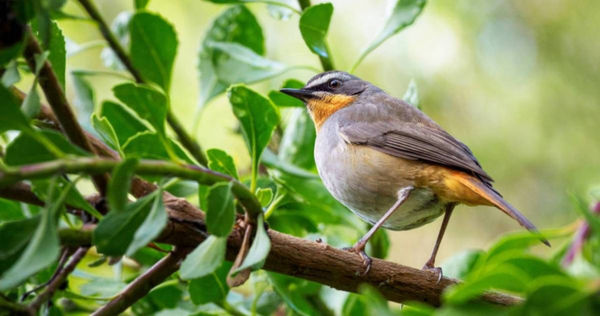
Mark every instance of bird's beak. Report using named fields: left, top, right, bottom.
left=279, top=88, right=318, bottom=101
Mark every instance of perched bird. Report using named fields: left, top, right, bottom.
left=281, top=71, right=548, bottom=277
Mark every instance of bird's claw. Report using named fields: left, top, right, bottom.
left=343, top=245, right=372, bottom=276
left=422, top=264, right=443, bottom=284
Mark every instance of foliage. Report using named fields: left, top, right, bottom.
left=0, top=0, right=598, bottom=315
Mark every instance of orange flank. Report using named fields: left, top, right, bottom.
left=307, top=94, right=356, bottom=130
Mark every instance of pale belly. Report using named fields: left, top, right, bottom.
left=315, top=133, right=446, bottom=231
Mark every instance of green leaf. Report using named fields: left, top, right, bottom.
left=207, top=149, right=239, bottom=179
left=256, top=188, right=273, bottom=207
left=262, top=149, right=319, bottom=179
left=206, top=182, right=236, bottom=237
left=227, top=85, right=279, bottom=190
left=299, top=3, right=333, bottom=59
left=1, top=60, right=21, bottom=87
left=268, top=79, right=306, bottom=108
left=402, top=79, right=420, bottom=109
left=122, top=131, right=194, bottom=164
left=180, top=235, right=227, bottom=280
left=108, top=158, right=139, bottom=213
left=278, top=108, right=316, bottom=170
left=0, top=217, right=39, bottom=274
left=126, top=190, right=167, bottom=256
left=31, top=178, right=102, bottom=220
left=4, top=129, right=89, bottom=166
left=189, top=261, right=233, bottom=305
left=0, top=42, right=24, bottom=68
left=441, top=249, right=485, bottom=280
left=444, top=265, right=529, bottom=304
left=0, top=198, right=25, bottom=221
left=234, top=213, right=271, bottom=273
left=267, top=272, right=320, bottom=316
left=198, top=5, right=264, bottom=106
left=571, top=194, right=600, bottom=235
left=94, top=192, right=158, bottom=256
left=129, top=12, right=177, bottom=91
left=367, top=227, right=389, bottom=259
left=113, top=83, right=168, bottom=135
left=352, top=0, right=426, bottom=71
left=0, top=84, right=31, bottom=133
left=71, top=71, right=96, bottom=131
left=21, top=82, right=41, bottom=119
left=99, top=101, right=149, bottom=145
left=135, top=0, right=150, bottom=9
left=48, top=21, right=66, bottom=90
left=0, top=178, right=71, bottom=290
left=91, top=113, right=120, bottom=151
left=207, top=41, right=287, bottom=84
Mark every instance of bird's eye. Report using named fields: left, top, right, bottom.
left=328, top=79, right=342, bottom=89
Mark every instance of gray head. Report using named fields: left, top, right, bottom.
left=280, top=70, right=370, bottom=102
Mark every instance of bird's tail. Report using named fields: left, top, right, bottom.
left=454, top=174, right=550, bottom=247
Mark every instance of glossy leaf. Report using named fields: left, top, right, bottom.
left=188, top=261, right=233, bottom=305
left=113, top=83, right=167, bottom=134
left=278, top=108, right=316, bottom=170
left=71, top=71, right=95, bottom=131
left=233, top=213, right=271, bottom=273
left=122, top=131, right=194, bottom=164
left=0, top=179, right=71, bottom=290
left=126, top=191, right=167, bottom=256
left=299, top=3, right=333, bottom=59
left=4, top=129, right=89, bottom=166
left=256, top=188, right=273, bottom=207
left=0, top=84, right=31, bottom=133
left=206, top=182, right=236, bottom=237
left=227, top=85, right=279, bottom=189
left=129, top=12, right=178, bottom=91
left=91, top=113, right=120, bottom=151
left=352, top=0, right=426, bottom=71
left=208, top=41, right=287, bottom=84
left=99, top=101, right=148, bottom=145
left=180, top=236, right=227, bottom=280
left=94, top=192, right=157, bottom=256
left=108, top=158, right=139, bottom=213
left=198, top=5, right=264, bottom=106
left=48, top=21, right=66, bottom=89
left=207, top=148, right=239, bottom=179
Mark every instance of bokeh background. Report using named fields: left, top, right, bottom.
left=53, top=0, right=600, bottom=268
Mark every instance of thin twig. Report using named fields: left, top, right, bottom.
left=76, top=0, right=208, bottom=166
left=21, top=248, right=71, bottom=302
left=91, top=248, right=189, bottom=316
left=29, top=247, right=89, bottom=312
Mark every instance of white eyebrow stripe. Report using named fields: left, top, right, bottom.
left=305, top=72, right=350, bottom=89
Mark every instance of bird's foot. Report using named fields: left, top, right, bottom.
left=422, top=263, right=443, bottom=284
left=343, top=244, right=372, bottom=276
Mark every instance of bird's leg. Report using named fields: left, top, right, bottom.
left=422, top=203, right=455, bottom=283
left=347, top=186, right=414, bottom=276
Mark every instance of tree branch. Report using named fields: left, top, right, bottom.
left=29, top=247, right=89, bottom=312
left=76, top=0, right=208, bottom=166
left=91, top=248, right=189, bottom=316
left=22, top=29, right=109, bottom=196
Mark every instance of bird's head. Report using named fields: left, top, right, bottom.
left=280, top=71, right=368, bottom=129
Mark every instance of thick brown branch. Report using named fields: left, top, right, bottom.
left=91, top=248, right=189, bottom=316
left=22, top=30, right=109, bottom=196
left=76, top=0, right=208, bottom=166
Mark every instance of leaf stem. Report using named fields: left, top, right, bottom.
left=264, top=190, right=286, bottom=219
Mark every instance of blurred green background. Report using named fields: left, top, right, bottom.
left=51, top=0, right=600, bottom=268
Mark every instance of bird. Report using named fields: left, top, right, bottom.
left=280, top=70, right=549, bottom=278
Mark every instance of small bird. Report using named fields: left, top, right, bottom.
left=281, top=71, right=548, bottom=277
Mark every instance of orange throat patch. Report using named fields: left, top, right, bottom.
left=307, top=94, right=356, bottom=130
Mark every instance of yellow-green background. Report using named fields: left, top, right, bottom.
left=53, top=0, right=600, bottom=268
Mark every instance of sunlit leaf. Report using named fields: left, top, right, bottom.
left=206, top=182, right=236, bottom=237
left=48, top=21, right=66, bottom=89
left=113, top=83, right=167, bottom=134
left=99, top=100, right=148, bottom=145
left=91, top=113, right=120, bottom=151
left=122, top=131, right=194, bottom=164
left=126, top=190, right=167, bottom=256
left=299, top=3, right=333, bottom=59
left=256, top=187, right=273, bottom=207
left=180, top=235, right=227, bottom=280
left=207, top=148, right=239, bottom=179
left=0, top=84, right=31, bottom=133
left=129, top=12, right=177, bottom=91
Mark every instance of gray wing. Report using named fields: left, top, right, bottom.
left=339, top=121, right=494, bottom=184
